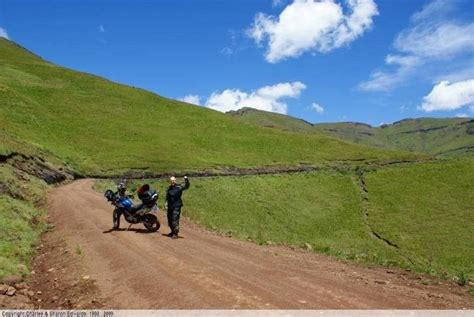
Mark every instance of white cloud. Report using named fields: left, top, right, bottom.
left=272, top=0, right=285, bottom=7
left=359, top=0, right=474, bottom=92
left=179, top=95, right=201, bottom=106
left=311, top=102, right=324, bottom=113
left=205, top=81, right=306, bottom=114
left=98, top=25, right=105, bottom=33
left=359, top=54, right=421, bottom=91
left=455, top=113, right=469, bottom=118
left=0, top=27, right=9, bottom=39
left=248, top=0, right=378, bottom=63
left=420, top=79, right=474, bottom=112
left=394, top=23, right=474, bottom=59
left=411, top=0, right=456, bottom=22
left=220, top=47, right=233, bottom=56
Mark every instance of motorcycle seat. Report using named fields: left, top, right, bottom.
left=129, top=204, right=144, bottom=213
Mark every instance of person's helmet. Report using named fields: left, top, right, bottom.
left=104, top=189, right=115, bottom=201
left=117, top=182, right=127, bottom=192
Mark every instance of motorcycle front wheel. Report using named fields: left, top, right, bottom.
left=113, top=209, right=120, bottom=230
left=143, top=214, right=160, bottom=232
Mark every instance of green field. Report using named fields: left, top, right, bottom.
left=364, top=159, right=474, bottom=276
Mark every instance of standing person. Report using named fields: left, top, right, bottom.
left=166, top=175, right=190, bottom=239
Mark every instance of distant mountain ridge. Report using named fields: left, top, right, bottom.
left=228, top=107, right=474, bottom=156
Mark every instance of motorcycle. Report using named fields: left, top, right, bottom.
left=104, top=188, right=161, bottom=232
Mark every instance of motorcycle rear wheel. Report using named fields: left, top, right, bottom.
left=143, top=214, right=160, bottom=232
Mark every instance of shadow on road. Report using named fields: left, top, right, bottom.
left=161, top=233, right=184, bottom=239
left=102, top=228, right=157, bottom=234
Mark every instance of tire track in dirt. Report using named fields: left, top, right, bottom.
left=40, top=179, right=473, bottom=309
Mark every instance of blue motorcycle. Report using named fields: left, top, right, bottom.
left=104, top=188, right=160, bottom=232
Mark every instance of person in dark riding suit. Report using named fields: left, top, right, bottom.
left=166, top=176, right=190, bottom=239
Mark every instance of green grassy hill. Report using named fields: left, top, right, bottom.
left=228, top=107, right=474, bottom=156
left=0, top=38, right=415, bottom=176
left=315, top=118, right=474, bottom=156
left=228, top=107, right=315, bottom=133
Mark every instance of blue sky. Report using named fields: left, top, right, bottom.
left=1, top=0, right=473, bottom=125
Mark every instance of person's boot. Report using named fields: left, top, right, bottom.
left=171, top=228, right=179, bottom=239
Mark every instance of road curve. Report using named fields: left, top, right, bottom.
left=45, top=179, right=473, bottom=309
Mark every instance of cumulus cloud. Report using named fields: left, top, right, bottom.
left=419, top=79, right=474, bottom=112
left=394, top=23, right=474, bottom=60
left=311, top=102, right=324, bottom=113
left=179, top=95, right=201, bottom=106
left=0, top=27, right=9, bottom=39
left=359, top=0, right=474, bottom=92
left=205, top=81, right=306, bottom=114
left=248, top=0, right=378, bottom=63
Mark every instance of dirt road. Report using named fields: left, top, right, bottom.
left=40, top=179, right=473, bottom=309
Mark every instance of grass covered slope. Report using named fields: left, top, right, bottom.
left=314, top=118, right=474, bottom=156
left=228, top=107, right=474, bottom=156
left=228, top=107, right=315, bottom=133
left=364, top=159, right=474, bottom=276
left=0, top=38, right=414, bottom=176
left=184, top=164, right=474, bottom=275
left=313, top=122, right=388, bottom=148
left=0, top=164, right=48, bottom=278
